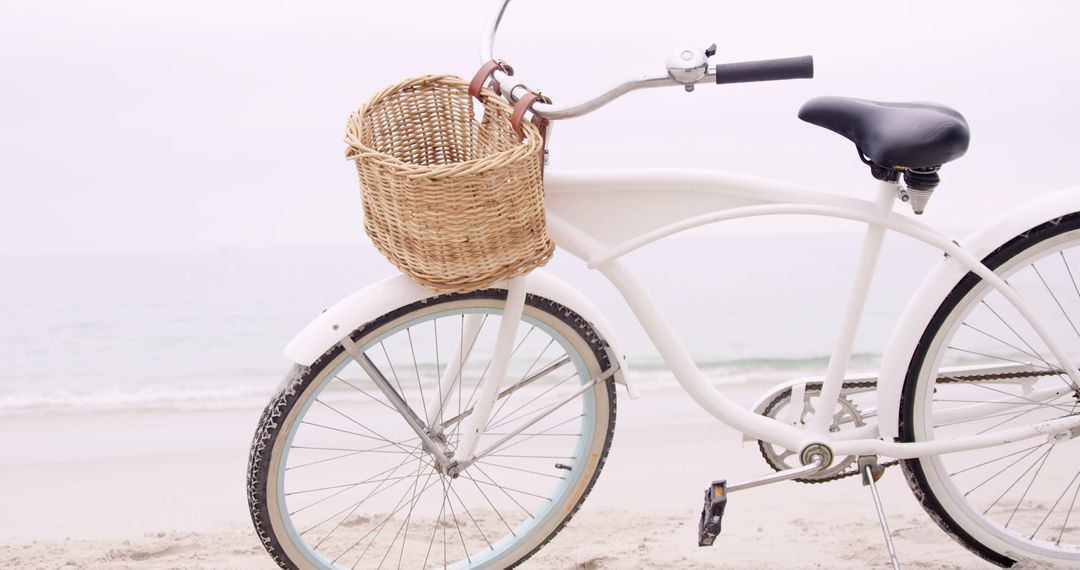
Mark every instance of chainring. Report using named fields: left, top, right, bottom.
left=755, top=368, right=1059, bottom=484
left=757, top=381, right=895, bottom=483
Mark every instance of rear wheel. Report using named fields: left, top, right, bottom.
left=248, top=290, right=617, bottom=569
left=902, top=214, right=1080, bottom=567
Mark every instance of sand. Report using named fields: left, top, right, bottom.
left=0, top=383, right=995, bottom=569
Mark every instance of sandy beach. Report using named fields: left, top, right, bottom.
left=0, top=381, right=995, bottom=569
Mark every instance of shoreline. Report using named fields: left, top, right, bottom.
left=0, top=384, right=993, bottom=568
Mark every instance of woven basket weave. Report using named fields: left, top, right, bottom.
left=345, top=74, right=553, bottom=293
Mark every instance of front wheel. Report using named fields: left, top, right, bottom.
left=248, top=290, right=617, bottom=569
left=901, top=214, right=1080, bottom=567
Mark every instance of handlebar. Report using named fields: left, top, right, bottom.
left=714, top=55, right=814, bottom=85
left=480, top=0, right=813, bottom=121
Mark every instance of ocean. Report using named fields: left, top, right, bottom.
left=0, top=233, right=941, bottom=415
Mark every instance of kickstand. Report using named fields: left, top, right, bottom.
left=859, top=456, right=901, bottom=570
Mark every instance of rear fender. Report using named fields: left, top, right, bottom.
left=876, top=186, right=1080, bottom=440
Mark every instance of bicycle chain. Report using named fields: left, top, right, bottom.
left=937, top=369, right=1059, bottom=383
left=757, top=369, right=1065, bottom=484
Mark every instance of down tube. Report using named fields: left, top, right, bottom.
left=594, top=255, right=815, bottom=452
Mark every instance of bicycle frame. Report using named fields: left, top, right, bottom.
left=284, top=166, right=1080, bottom=466
left=533, top=168, right=1080, bottom=461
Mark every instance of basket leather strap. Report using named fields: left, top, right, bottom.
left=511, top=91, right=551, bottom=140
left=469, top=59, right=514, bottom=100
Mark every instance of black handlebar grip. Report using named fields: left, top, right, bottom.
left=714, top=55, right=814, bottom=85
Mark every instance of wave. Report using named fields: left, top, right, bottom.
left=0, top=352, right=882, bottom=415
left=0, top=385, right=277, bottom=415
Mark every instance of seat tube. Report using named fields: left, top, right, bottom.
left=808, top=179, right=897, bottom=435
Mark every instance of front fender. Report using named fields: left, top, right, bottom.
left=283, top=270, right=636, bottom=397
left=876, top=186, right=1080, bottom=440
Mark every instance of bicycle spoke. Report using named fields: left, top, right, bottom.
left=482, top=414, right=585, bottom=458
left=946, top=346, right=1055, bottom=371
left=963, top=443, right=1047, bottom=497
left=485, top=453, right=577, bottom=460
left=298, top=420, right=393, bottom=446
left=950, top=443, right=1050, bottom=477
left=486, top=371, right=578, bottom=432
left=487, top=338, right=557, bottom=429
left=1062, top=251, right=1080, bottom=305
left=421, top=476, right=448, bottom=570
left=460, top=324, right=535, bottom=421
left=447, top=482, right=494, bottom=551
left=379, top=340, right=406, bottom=396
left=974, top=399, right=1061, bottom=435
left=434, top=318, right=441, bottom=400
left=1058, top=477, right=1080, bottom=545
left=376, top=453, right=427, bottom=570
left=480, top=432, right=583, bottom=437
left=953, top=381, right=1075, bottom=413
left=334, top=375, right=398, bottom=413
left=455, top=316, right=466, bottom=443
left=461, top=466, right=517, bottom=536
left=443, top=478, right=471, bottom=565
left=1032, top=264, right=1080, bottom=340
left=1031, top=470, right=1080, bottom=540
left=981, top=299, right=1051, bottom=364
left=959, top=322, right=1044, bottom=363
left=287, top=472, right=429, bottom=500
left=475, top=460, right=567, bottom=480
left=313, top=399, right=407, bottom=447
left=290, top=437, right=421, bottom=454
left=304, top=447, right=426, bottom=541
left=405, top=328, right=429, bottom=426
left=935, top=400, right=1070, bottom=429
left=470, top=463, right=546, bottom=509
left=979, top=299, right=1078, bottom=392
left=336, top=467, right=442, bottom=566
left=286, top=440, right=427, bottom=471
left=1004, top=446, right=1054, bottom=527
left=981, top=446, right=1053, bottom=515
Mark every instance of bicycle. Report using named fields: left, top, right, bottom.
left=247, top=1, right=1080, bottom=567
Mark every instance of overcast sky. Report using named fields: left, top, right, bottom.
left=3, top=0, right=1080, bottom=254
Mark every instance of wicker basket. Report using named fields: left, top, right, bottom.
left=345, top=74, right=554, bottom=293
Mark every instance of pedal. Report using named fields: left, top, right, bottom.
left=697, top=480, right=727, bottom=546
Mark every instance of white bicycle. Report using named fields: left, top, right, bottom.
left=248, top=2, right=1080, bottom=568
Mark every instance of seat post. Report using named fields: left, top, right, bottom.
left=808, top=180, right=896, bottom=434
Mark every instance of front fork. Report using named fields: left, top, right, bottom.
left=339, top=278, right=529, bottom=475
left=453, top=278, right=529, bottom=462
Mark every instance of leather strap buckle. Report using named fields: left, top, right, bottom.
left=469, top=59, right=514, bottom=100
left=510, top=90, right=552, bottom=139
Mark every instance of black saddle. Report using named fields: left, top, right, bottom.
left=798, top=96, right=970, bottom=170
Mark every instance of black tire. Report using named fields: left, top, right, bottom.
left=247, top=289, right=617, bottom=569
left=900, top=213, right=1080, bottom=568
